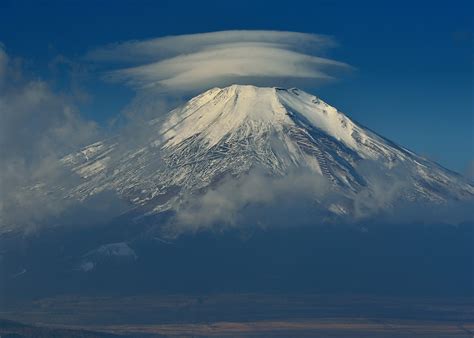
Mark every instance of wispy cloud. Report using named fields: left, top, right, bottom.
left=162, top=162, right=474, bottom=237
left=87, top=30, right=351, bottom=94
left=0, top=45, right=100, bottom=232
left=168, top=169, right=332, bottom=235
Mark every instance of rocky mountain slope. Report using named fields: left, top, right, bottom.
left=59, top=85, right=474, bottom=218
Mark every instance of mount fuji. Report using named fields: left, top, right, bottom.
left=58, top=85, right=473, bottom=223
left=3, top=84, right=474, bottom=301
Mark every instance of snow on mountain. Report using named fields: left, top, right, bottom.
left=79, top=242, right=137, bottom=272
left=59, top=85, right=474, bottom=219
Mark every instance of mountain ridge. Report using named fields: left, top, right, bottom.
left=58, top=84, right=473, bottom=221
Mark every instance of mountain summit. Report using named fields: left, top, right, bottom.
left=60, top=85, right=473, bottom=218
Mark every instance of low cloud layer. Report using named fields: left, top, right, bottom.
left=0, top=45, right=101, bottom=232
left=87, top=30, right=351, bottom=94
left=168, top=170, right=332, bottom=235
left=163, top=162, right=474, bottom=237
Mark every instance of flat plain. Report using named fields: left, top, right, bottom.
left=2, top=293, right=473, bottom=337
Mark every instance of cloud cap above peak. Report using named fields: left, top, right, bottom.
left=87, top=30, right=352, bottom=94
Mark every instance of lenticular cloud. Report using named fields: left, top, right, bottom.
left=86, top=30, right=351, bottom=93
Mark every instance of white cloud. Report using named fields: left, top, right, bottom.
left=87, top=30, right=351, bottom=94
left=162, top=161, right=474, bottom=237
left=86, top=30, right=337, bottom=63
left=0, top=45, right=99, bottom=232
left=166, top=169, right=333, bottom=236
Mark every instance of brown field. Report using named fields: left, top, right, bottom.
left=1, top=293, right=473, bottom=337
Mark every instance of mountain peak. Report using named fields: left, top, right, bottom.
left=160, top=84, right=353, bottom=150
left=59, top=85, right=474, bottom=216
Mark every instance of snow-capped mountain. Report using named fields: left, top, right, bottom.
left=60, top=85, right=474, bottom=217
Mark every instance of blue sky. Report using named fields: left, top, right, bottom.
left=1, top=0, right=472, bottom=173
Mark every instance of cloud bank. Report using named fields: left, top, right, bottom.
left=87, top=30, right=351, bottom=94
left=162, top=163, right=474, bottom=237
left=0, top=45, right=102, bottom=232
left=168, top=170, right=332, bottom=235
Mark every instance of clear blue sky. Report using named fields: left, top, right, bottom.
left=1, top=0, right=472, bottom=173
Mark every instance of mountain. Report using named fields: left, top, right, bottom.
left=3, top=85, right=474, bottom=300
left=59, top=85, right=473, bottom=219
